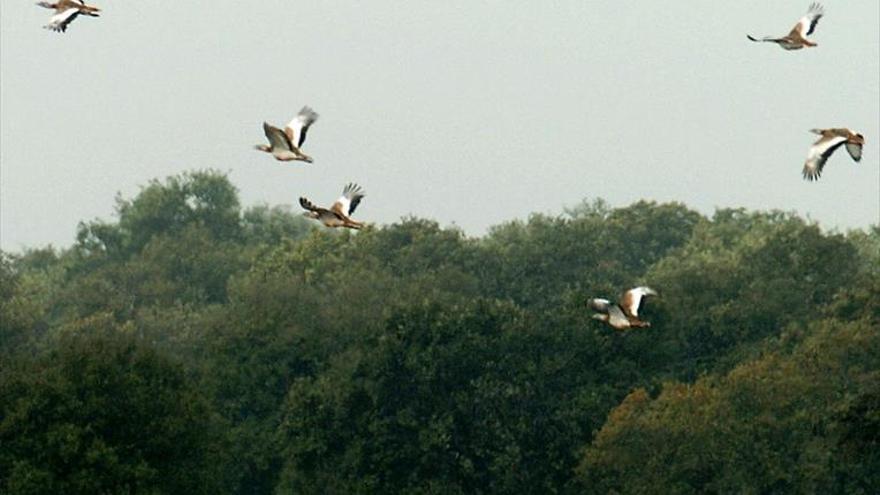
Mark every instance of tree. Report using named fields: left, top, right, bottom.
left=74, top=170, right=242, bottom=261
left=646, top=210, right=860, bottom=378
left=276, top=299, right=531, bottom=493
left=577, top=317, right=880, bottom=494
left=0, top=316, right=221, bottom=494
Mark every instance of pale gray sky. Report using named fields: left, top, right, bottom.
left=2, top=1, right=878, bottom=251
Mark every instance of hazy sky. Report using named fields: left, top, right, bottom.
left=2, top=1, right=878, bottom=251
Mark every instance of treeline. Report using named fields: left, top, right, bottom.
left=1, top=170, right=878, bottom=494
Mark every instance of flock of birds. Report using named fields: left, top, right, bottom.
left=35, top=2, right=869, bottom=332
left=585, top=3, right=869, bottom=330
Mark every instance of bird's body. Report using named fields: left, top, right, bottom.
left=300, top=183, right=366, bottom=230
left=588, top=287, right=658, bottom=331
left=747, top=3, right=824, bottom=50
left=803, top=128, right=865, bottom=181
left=36, top=0, right=100, bottom=33
left=255, top=106, right=319, bottom=163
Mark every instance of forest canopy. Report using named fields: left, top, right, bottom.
left=2, top=170, right=878, bottom=494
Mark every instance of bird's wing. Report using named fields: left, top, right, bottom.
left=747, top=35, right=783, bottom=43
left=791, top=2, right=823, bottom=36
left=620, top=286, right=657, bottom=318
left=263, top=122, right=293, bottom=151
left=845, top=142, right=863, bottom=162
left=331, top=183, right=365, bottom=216
left=285, top=106, right=319, bottom=149
left=803, top=135, right=847, bottom=181
left=588, top=298, right=612, bottom=313
left=607, top=304, right=629, bottom=325
left=46, top=8, right=80, bottom=32
left=299, top=196, right=330, bottom=215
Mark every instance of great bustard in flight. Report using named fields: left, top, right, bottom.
left=37, top=0, right=100, bottom=33
left=802, top=128, right=864, bottom=181
left=747, top=3, right=824, bottom=50
left=587, top=286, right=658, bottom=331
left=299, top=183, right=366, bottom=230
left=255, top=106, right=319, bottom=163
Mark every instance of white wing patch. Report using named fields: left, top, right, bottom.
left=46, top=8, right=80, bottom=32
left=334, top=195, right=352, bottom=217
left=808, top=135, right=845, bottom=161
left=285, top=107, right=318, bottom=149
left=793, top=3, right=823, bottom=36
left=803, top=135, right=846, bottom=180
left=623, top=286, right=657, bottom=317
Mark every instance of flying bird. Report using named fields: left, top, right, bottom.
left=254, top=106, right=319, bottom=163
left=747, top=3, right=824, bottom=50
left=803, top=128, right=865, bottom=181
left=587, top=286, right=658, bottom=331
left=37, top=0, right=100, bottom=33
left=299, top=183, right=366, bottom=230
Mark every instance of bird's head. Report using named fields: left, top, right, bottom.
left=304, top=156, right=314, bottom=164
left=254, top=144, right=271, bottom=152
left=854, top=133, right=866, bottom=145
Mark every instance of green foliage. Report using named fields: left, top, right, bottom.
left=0, top=251, right=59, bottom=354
left=241, top=204, right=313, bottom=247
left=577, top=318, right=880, bottom=494
left=3, top=171, right=878, bottom=493
left=646, top=209, right=860, bottom=378
left=0, top=316, right=220, bottom=494
left=479, top=200, right=701, bottom=309
left=277, top=299, right=588, bottom=494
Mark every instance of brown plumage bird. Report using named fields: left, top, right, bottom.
left=587, top=286, right=658, bottom=331
left=747, top=3, right=824, bottom=50
left=802, top=128, right=865, bottom=181
left=254, top=106, right=319, bottom=163
left=36, top=0, right=100, bottom=33
left=299, top=183, right=366, bottom=230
